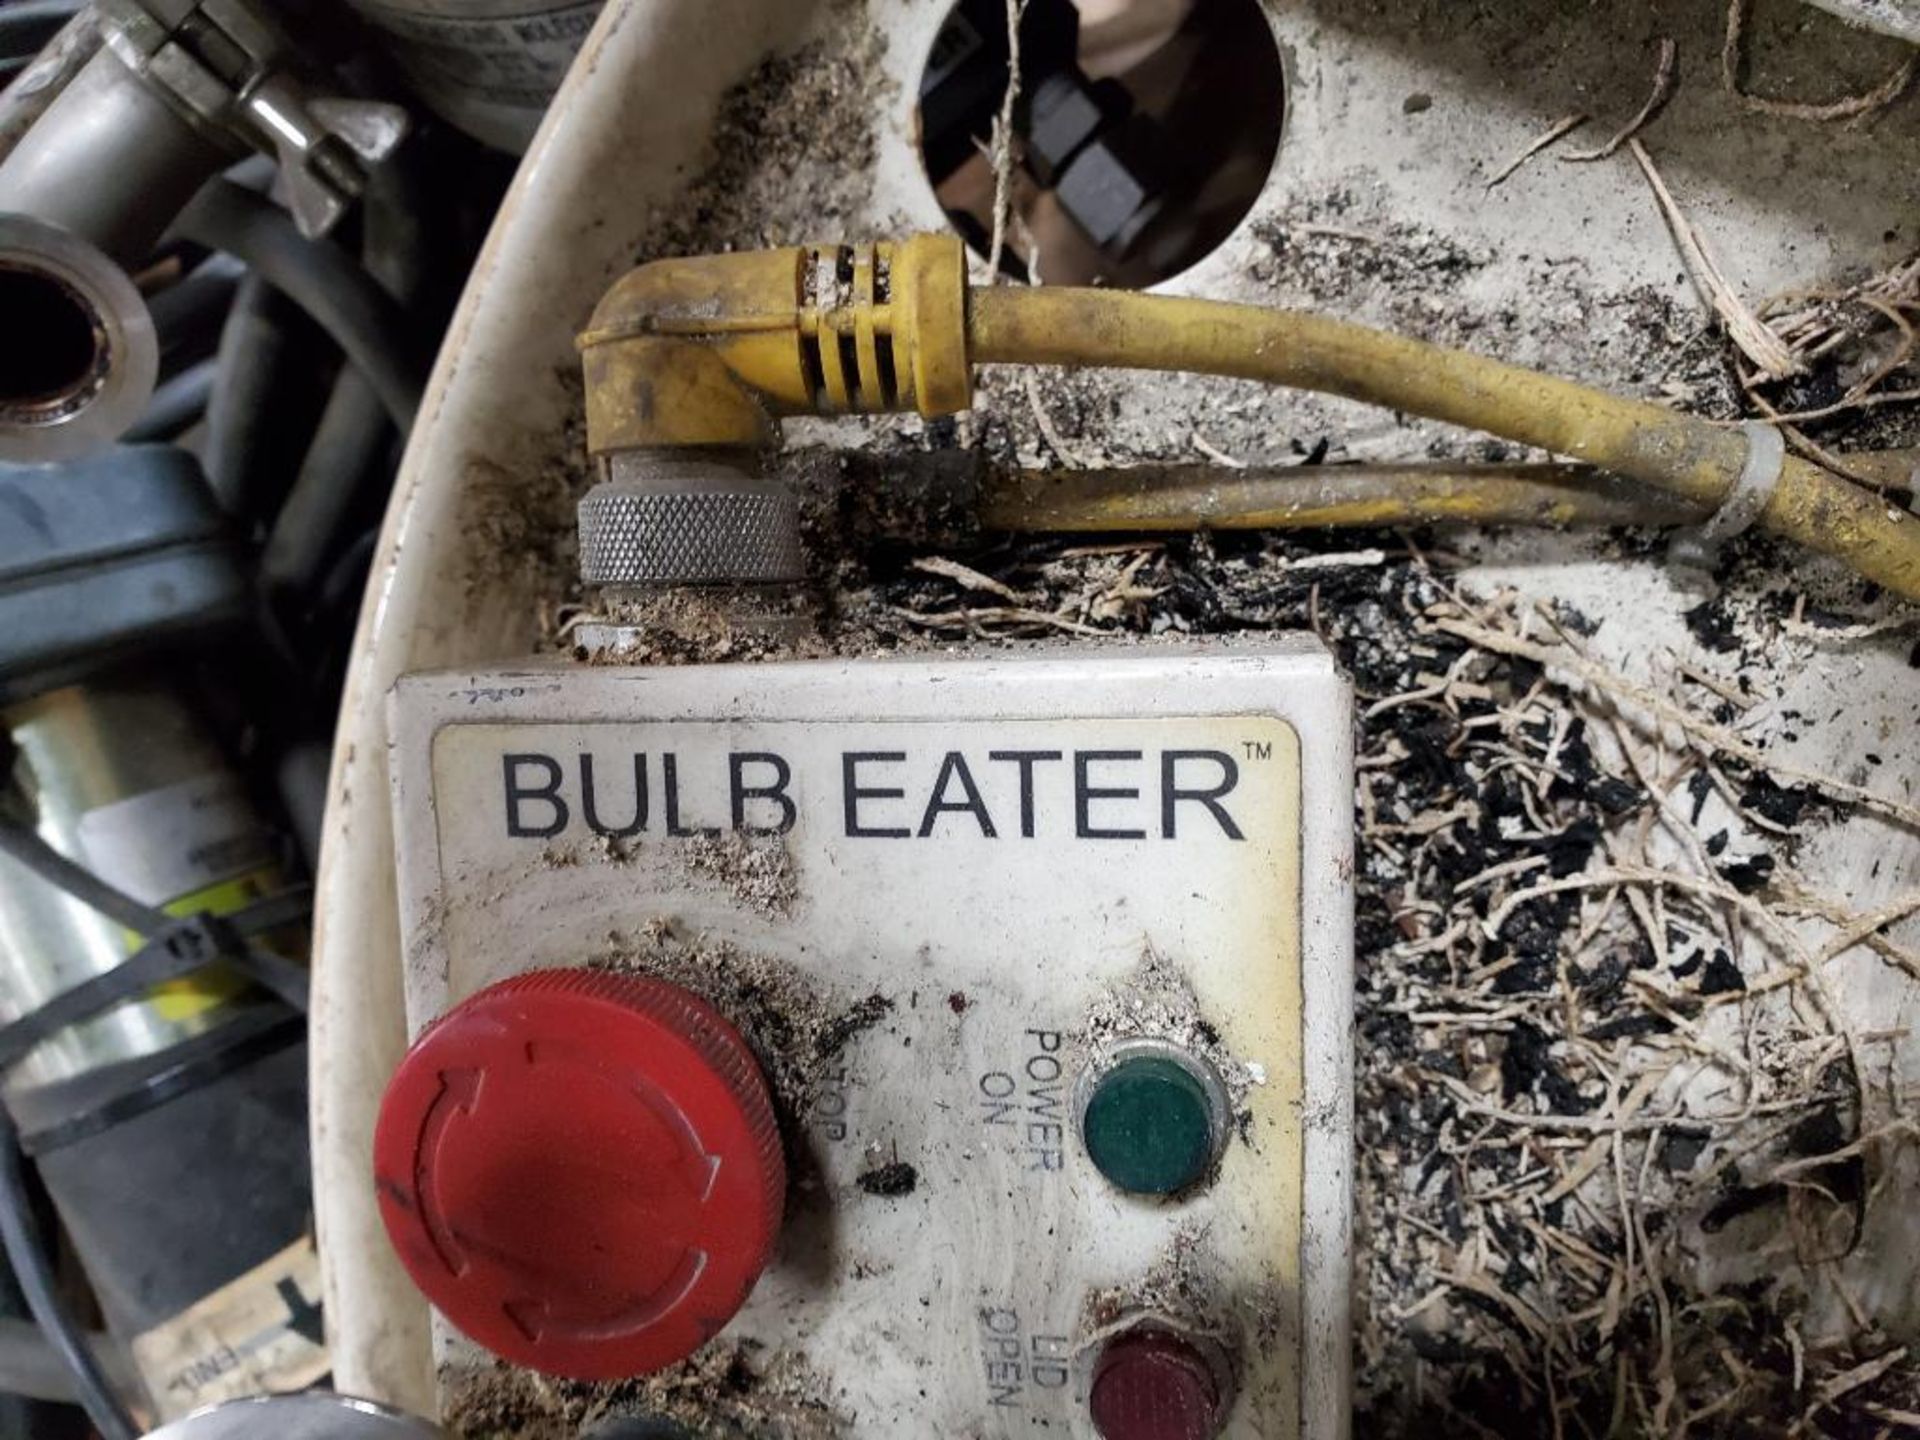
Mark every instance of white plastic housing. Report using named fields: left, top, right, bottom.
left=388, top=641, right=1353, bottom=1438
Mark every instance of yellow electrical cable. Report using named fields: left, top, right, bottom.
left=966, top=286, right=1920, bottom=599
left=578, top=234, right=1920, bottom=598
left=981, top=462, right=1703, bottom=532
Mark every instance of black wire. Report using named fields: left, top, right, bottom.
left=0, top=825, right=305, bottom=1430
left=0, top=815, right=309, bottom=1012
left=124, top=358, right=216, bottom=442
left=0, top=816, right=164, bottom=938
left=147, top=253, right=245, bottom=377
left=200, top=273, right=316, bottom=519
left=0, top=1110, right=138, bottom=1440
left=170, top=180, right=425, bottom=432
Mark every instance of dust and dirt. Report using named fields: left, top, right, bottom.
left=853, top=1155, right=917, bottom=1198
left=445, top=1342, right=844, bottom=1439
left=563, top=587, right=830, bottom=666
left=585, top=924, right=892, bottom=1128
left=1077, top=1224, right=1295, bottom=1390
left=1246, top=193, right=1748, bottom=424
left=627, top=3, right=889, bottom=263
left=681, top=833, right=801, bottom=920
left=790, top=469, right=1918, bottom=1433
left=1080, top=1223, right=1228, bottom=1338
left=463, top=369, right=593, bottom=601
left=458, top=0, right=1920, bottom=1430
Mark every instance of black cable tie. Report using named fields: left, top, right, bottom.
left=0, top=887, right=312, bottom=1072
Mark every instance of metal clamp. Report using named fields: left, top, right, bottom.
left=1669, top=420, right=1785, bottom=570
left=97, top=0, right=408, bottom=239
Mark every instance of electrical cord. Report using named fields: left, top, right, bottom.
left=965, top=283, right=1920, bottom=599
left=0, top=1314, right=129, bottom=1406
left=979, top=460, right=1706, bottom=532
left=170, top=180, right=425, bottom=432
left=0, top=1108, right=139, bottom=1440
left=581, top=233, right=1920, bottom=596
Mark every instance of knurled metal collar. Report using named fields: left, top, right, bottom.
left=578, top=452, right=805, bottom=587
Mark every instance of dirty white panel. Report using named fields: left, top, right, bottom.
left=1806, top=0, right=1920, bottom=43
left=388, top=645, right=1352, bottom=1437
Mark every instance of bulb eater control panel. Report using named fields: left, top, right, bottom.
left=379, top=642, right=1353, bottom=1439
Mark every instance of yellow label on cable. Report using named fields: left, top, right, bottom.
left=131, top=1238, right=330, bottom=1420
left=146, top=867, right=285, bottom=1021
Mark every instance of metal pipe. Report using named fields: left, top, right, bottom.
left=0, top=46, right=229, bottom=462
left=0, top=50, right=221, bottom=261
left=0, top=212, right=158, bottom=462
left=0, top=8, right=100, bottom=162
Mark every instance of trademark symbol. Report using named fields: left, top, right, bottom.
left=1242, top=739, right=1273, bottom=760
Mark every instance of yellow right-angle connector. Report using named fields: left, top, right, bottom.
left=580, top=232, right=1920, bottom=600
left=577, top=234, right=970, bottom=452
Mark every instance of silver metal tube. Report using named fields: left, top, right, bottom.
left=147, top=1394, right=442, bottom=1439
left=0, top=9, right=103, bottom=164
left=0, top=48, right=224, bottom=462
left=0, top=678, right=279, bottom=1088
left=0, top=212, right=158, bottom=461
left=0, top=48, right=224, bottom=264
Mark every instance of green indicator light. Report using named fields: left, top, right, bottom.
left=1082, top=1054, right=1219, bottom=1197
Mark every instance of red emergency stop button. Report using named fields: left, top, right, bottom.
left=1089, top=1328, right=1228, bottom=1440
left=373, top=968, right=785, bottom=1380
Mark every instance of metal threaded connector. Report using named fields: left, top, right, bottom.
left=577, top=452, right=805, bottom=588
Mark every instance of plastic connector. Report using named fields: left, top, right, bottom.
left=577, top=234, right=971, bottom=457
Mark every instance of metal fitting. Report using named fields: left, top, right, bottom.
left=0, top=0, right=405, bottom=463
left=0, top=213, right=160, bottom=461
left=146, top=1393, right=442, bottom=1439
left=579, top=451, right=805, bottom=588
left=577, top=233, right=972, bottom=456
left=572, top=234, right=977, bottom=625
left=96, top=0, right=408, bottom=240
